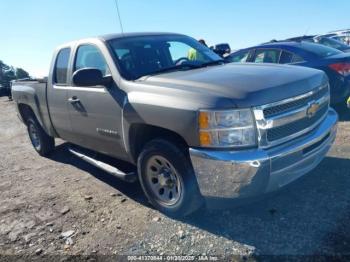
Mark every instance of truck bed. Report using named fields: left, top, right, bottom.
left=12, top=79, right=54, bottom=136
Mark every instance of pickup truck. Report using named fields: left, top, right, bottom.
left=12, top=33, right=338, bottom=217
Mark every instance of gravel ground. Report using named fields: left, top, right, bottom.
left=0, top=96, right=350, bottom=260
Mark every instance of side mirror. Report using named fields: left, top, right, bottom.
left=72, top=68, right=112, bottom=87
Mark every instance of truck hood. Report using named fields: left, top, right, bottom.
left=140, top=63, right=326, bottom=107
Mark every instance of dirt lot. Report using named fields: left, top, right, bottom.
left=1, top=96, right=350, bottom=260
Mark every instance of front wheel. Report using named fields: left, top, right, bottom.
left=27, top=117, right=55, bottom=156
left=137, top=139, right=203, bottom=217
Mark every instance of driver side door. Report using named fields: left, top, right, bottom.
left=66, top=44, right=127, bottom=159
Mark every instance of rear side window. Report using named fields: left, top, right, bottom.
left=54, top=48, right=71, bottom=85
left=253, top=49, right=281, bottom=63
left=74, top=45, right=109, bottom=76
left=279, top=51, right=304, bottom=64
left=279, top=51, right=293, bottom=64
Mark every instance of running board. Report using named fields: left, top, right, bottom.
left=68, top=148, right=137, bottom=183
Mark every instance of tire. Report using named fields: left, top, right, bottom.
left=137, top=139, right=203, bottom=217
left=27, top=117, right=55, bottom=156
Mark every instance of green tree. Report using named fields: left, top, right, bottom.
left=0, top=61, right=15, bottom=87
left=0, top=61, right=3, bottom=84
left=0, top=60, right=9, bottom=84
left=0, top=60, right=30, bottom=87
left=16, top=68, right=30, bottom=79
left=3, top=66, right=16, bottom=86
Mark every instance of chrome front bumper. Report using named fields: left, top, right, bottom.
left=189, top=108, right=338, bottom=199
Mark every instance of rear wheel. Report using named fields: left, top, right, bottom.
left=27, top=117, right=55, bottom=156
left=137, top=139, right=203, bottom=217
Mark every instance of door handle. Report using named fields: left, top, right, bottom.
left=68, top=96, right=80, bottom=103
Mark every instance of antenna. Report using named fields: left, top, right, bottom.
left=114, top=0, right=124, bottom=34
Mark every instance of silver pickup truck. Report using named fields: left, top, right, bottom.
left=12, top=33, right=338, bottom=217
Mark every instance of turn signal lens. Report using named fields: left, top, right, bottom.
left=199, top=111, right=210, bottom=129
left=199, top=131, right=212, bottom=146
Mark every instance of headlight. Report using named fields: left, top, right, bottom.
left=198, top=109, right=256, bottom=148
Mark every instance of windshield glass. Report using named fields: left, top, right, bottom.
left=317, top=37, right=349, bottom=50
left=108, top=35, right=222, bottom=80
left=301, top=42, right=342, bottom=57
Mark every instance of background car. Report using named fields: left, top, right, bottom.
left=313, top=36, right=350, bottom=52
left=284, top=35, right=350, bottom=52
left=286, top=35, right=316, bottom=42
left=0, top=84, right=11, bottom=97
left=210, top=43, right=231, bottom=57
left=225, top=41, right=350, bottom=105
left=321, top=30, right=350, bottom=45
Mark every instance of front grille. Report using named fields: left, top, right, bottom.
left=263, top=87, right=328, bottom=118
left=267, top=105, right=328, bottom=141
left=255, top=84, right=330, bottom=148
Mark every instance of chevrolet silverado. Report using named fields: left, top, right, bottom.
left=12, top=33, right=338, bottom=217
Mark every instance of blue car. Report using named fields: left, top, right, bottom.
left=226, top=41, right=350, bottom=105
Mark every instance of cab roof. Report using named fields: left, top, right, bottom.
left=99, top=32, right=185, bottom=41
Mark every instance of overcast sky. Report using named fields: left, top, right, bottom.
left=2, top=0, right=350, bottom=77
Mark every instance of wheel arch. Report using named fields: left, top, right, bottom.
left=17, top=103, right=37, bottom=125
left=128, top=123, right=189, bottom=163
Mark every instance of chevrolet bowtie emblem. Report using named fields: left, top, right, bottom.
left=306, top=102, right=320, bottom=118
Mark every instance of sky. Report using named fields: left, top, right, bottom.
left=1, top=0, right=350, bottom=77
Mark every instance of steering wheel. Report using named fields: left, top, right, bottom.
left=174, top=57, right=190, bottom=65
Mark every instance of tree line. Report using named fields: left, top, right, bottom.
left=0, top=60, right=30, bottom=87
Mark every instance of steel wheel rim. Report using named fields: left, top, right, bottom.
left=29, top=124, right=40, bottom=149
left=145, top=155, right=182, bottom=206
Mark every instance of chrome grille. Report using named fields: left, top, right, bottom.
left=254, top=84, right=330, bottom=148
left=263, top=87, right=329, bottom=118
left=267, top=105, right=328, bottom=141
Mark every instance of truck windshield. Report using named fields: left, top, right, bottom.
left=108, top=34, right=222, bottom=80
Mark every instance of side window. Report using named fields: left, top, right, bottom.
left=279, top=51, right=293, bottom=64
left=54, top=48, right=71, bottom=85
left=226, top=50, right=250, bottom=63
left=253, top=49, right=280, bottom=63
left=74, top=45, right=109, bottom=76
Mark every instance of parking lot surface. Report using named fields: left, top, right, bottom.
left=0, top=96, right=350, bottom=259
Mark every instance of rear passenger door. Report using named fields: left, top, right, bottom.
left=66, top=44, right=126, bottom=159
left=47, top=47, right=73, bottom=141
